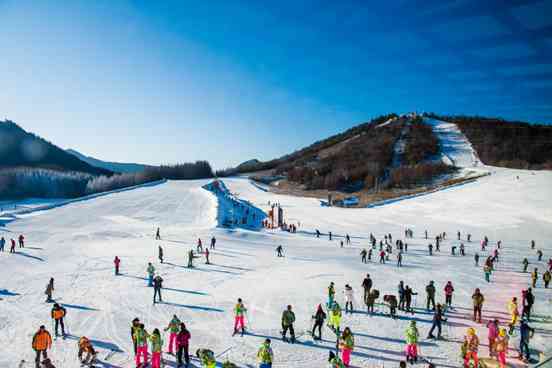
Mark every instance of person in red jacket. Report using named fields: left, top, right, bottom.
left=10, top=239, right=16, bottom=253
left=444, top=281, right=454, bottom=308
left=114, top=256, right=121, bottom=275
left=176, top=323, right=191, bottom=368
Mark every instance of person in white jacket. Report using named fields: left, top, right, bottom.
left=344, top=284, right=354, bottom=314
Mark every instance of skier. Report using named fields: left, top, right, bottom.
left=428, top=243, right=433, bottom=256
left=398, top=281, right=406, bottom=310
left=522, top=258, right=529, bottom=273
left=156, top=227, right=161, bottom=240
left=316, top=229, right=320, bottom=238
left=360, top=249, right=367, bottom=263
left=463, top=327, right=479, bottom=368
left=531, top=240, right=535, bottom=250
left=361, top=274, right=372, bottom=305
left=197, top=238, right=203, bottom=253
left=311, top=304, right=326, bottom=340
left=233, top=298, right=247, bottom=336
left=328, top=282, right=336, bottom=307
left=457, top=231, right=461, bottom=240
left=176, top=322, right=191, bottom=368
left=543, top=270, right=551, bottom=288
left=131, top=318, right=141, bottom=355
left=329, top=302, right=342, bottom=333
left=153, top=274, right=163, bottom=303
left=339, top=327, right=354, bottom=367
left=484, top=264, right=492, bottom=283
left=0, top=236, right=5, bottom=252
left=45, top=278, right=54, bottom=303
left=210, top=236, right=216, bottom=250
left=405, top=321, right=419, bottom=364
left=518, top=319, right=535, bottom=363
left=51, top=303, right=67, bottom=338
left=368, top=248, right=373, bottom=261
left=114, top=256, right=121, bottom=275
left=474, top=253, right=480, bottom=266
left=425, top=281, right=436, bottom=311
left=345, top=234, right=351, bottom=245
left=523, top=288, right=535, bottom=320
left=187, top=250, right=196, bottom=268
left=404, top=286, right=417, bottom=313
left=343, top=284, right=354, bottom=314
left=196, top=349, right=216, bottom=368
left=32, top=325, right=52, bottom=368
left=507, top=297, right=519, bottom=335
left=149, top=328, right=164, bottom=368
left=444, top=281, right=454, bottom=307
left=147, top=263, right=155, bottom=287
left=256, top=339, right=273, bottom=368
left=467, top=234, right=471, bottom=242
left=379, top=250, right=386, bottom=263
left=328, top=351, right=345, bottom=368
left=486, top=319, right=499, bottom=357
left=18, top=234, right=24, bottom=248
left=78, top=336, right=98, bottom=366
left=427, top=304, right=446, bottom=339
left=158, top=246, right=164, bottom=264
left=460, top=243, right=465, bottom=256
left=276, top=245, right=283, bottom=257
left=397, top=252, right=403, bottom=267
left=472, top=288, right=484, bottom=323
left=281, top=305, right=296, bottom=343
left=164, top=315, right=181, bottom=355
left=134, top=323, right=149, bottom=367
left=10, top=238, right=16, bottom=253
left=495, top=328, right=509, bottom=368
left=204, top=248, right=210, bottom=264
left=531, top=268, right=538, bottom=288
left=329, top=231, right=332, bottom=241
left=537, top=249, right=543, bottom=261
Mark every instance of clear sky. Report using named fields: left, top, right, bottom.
left=1, top=0, right=551, bottom=168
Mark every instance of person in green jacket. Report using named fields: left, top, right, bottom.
left=164, top=315, right=181, bottom=354
left=339, top=327, right=354, bottom=366
left=134, top=324, right=149, bottom=367
left=147, top=263, right=155, bottom=287
left=328, top=351, right=345, bottom=368
left=281, top=305, right=296, bottom=343
left=405, top=321, right=419, bottom=364
left=149, top=328, right=164, bottom=368
left=233, top=298, right=247, bottom=336
left=257, top=338, right=273, bottom=368
left=328, top=282, right=336, bottom=307
left=196, top=348, right=216, bottom=368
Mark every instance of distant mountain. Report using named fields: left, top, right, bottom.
left=66, top=149, right=150, bottom=174
left=0, top=120, right=112, bottom=176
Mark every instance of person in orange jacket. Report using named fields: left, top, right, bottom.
left=32, top=325, right=52, bottom=368
left=51, top=303, right=67, bottom=337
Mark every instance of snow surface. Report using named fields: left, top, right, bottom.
left=2, top=173, right=552, bottom=367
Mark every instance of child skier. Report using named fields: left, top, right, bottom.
left=164, top=315, right=181, bottom=355
left=463, top=327, right=479, bottom=368
left=495, top=328, right=509, bottom=368
left=328, top=351, right=345, bottom=368
left=486, top=319, right=499, bottom=357
left=405, top=321, right=419, bottom=364
left=134, top=323, right=149, bottom=367
left=329, top=302, right=342, bottom=333
left=233, top=298, right=247, bottom=336
left=149, top=328, right=164, bottom=368
left=51, top=303, right=67, bottom=338
left=507, top=297, right=519, bottom=335
left=256, top=339, right=273, bottom=368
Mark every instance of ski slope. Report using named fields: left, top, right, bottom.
left=1, top=169, right=552, bottom=367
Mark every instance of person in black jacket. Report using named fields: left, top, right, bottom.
left=404, top=286, right=417, bottom=313
left=427, top=304, right=446, bottom=339
left=311, top=304, right=326, bottom=340
left=153, top=275, right=163, bottom=303
left=361, top=274, right=372, bottom=304
left=398, top=281, right=406, bottom=310
left=130, top=318, right=140, bottom=355
left=51, top=304, right=67, bottom=337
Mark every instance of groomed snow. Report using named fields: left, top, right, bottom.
left=1, top=169, right=552, bottom=367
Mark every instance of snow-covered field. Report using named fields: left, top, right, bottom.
left=1, top=119, right=552, bottom=368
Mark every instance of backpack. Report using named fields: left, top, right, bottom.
left=372, top=289, right=380, bottom=299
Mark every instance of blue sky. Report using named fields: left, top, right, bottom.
left=1, top=0, right=551, bottom=168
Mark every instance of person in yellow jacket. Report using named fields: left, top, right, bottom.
left=507, top=297, right=519, bottom=335
left=329, top=302, right=342, bottom=334
left=32, top=325, right=52, bottom=368
left=257, top=338, right=273, bottom=368
left=531, top=268, right=538, bottom=288
left=463, top=327, right=479, bottom=368
left=495, top=328, right=509, bottom=368
left=78, top=336, right=97, bottom=365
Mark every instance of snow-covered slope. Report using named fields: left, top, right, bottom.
left=1, top=169, right=552, bottom=367
left=66, top=149, right=150, bottom=174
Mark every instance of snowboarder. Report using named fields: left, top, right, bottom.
left=531, top=268, right=538, bottom=288
left=311, top=304, right=326, bottom=340
left=474, top=253, right=480, bottom=266
left=45, top=278, right=55, bottom=303
left=153, top=274, right=163, bottom=303
left=361, top=274, right=372, bottom=304
left=518, top=319, right=535, bottom=363
left=32, top=325, right=52, bottom=368
left=196, top=349, right=216, bottom=368
left=18, top=234, right=24, bottom=248
left=134, top=323, right=149, bottom=367
left=427, top=304, right=446, bottom=339
left=149, top=328, right=164, bottom=368
left=276, top=245, right=283, bottom=257
left=51, top=303, right=67, bottom=337
left=486, top=319, right=499, bottom=357
left=463, top=327, right=480, bottom=368
left=425, top=281, right=436, bottom=311
left=522, top=258, right=529, bottom=273
left=405, top=321, right=419, bottom=364
left=147, top=263, right=155, bottom=287
left=131, top=318, right=141, bottom=355
left=78, top=336, right=98, bottom=366
left=281, top=305, right=296, bottom=343
left=257, top=339, right=273, bottom=368
left=472, top=288, right=484, bottom=323
left=543, top=270, right=551, bottom=288
left=158, top=246, right=164, bottom=264
left=343, top=284, right=354, bottom=314
left=444, top=281, right=454, bottom=307
left=328, top=282, right=336, bottom=307
left=233, top=298, right=247, bottom=336
left=495, top=328, right=509, bottom=368
left=210, top=236, right=216, bottom=250
left=176, top=322, right=191, bottom=367
left=339, top=327, right=354, bottom=367
left=360, top=249, right=367, bottom=263
left=114, top=256, right=121, bottom=275
left=164, top=315, right=181, bottom=355
left=156, top=227, right=161, bottom=240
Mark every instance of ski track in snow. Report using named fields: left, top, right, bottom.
left=1, top=171, right=552, bottom=367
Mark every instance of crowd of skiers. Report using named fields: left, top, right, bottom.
left=23, top=225, right=550, bottom=368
